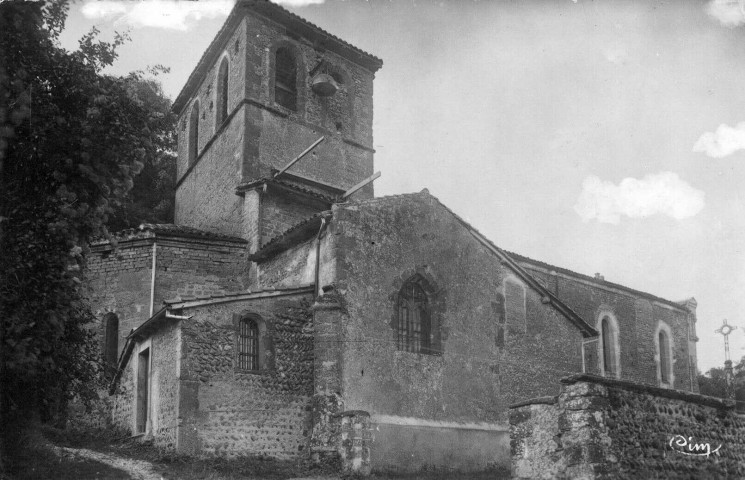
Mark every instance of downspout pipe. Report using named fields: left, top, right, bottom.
left=149, top=241, right=157, bottom=317
left=314, top=215, right=330, bottom=298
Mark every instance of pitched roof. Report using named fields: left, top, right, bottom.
left=235, top=177, right=338, bottom=204
left=331, top=191, right=598, bottom=338
left=248, top=212, right=330, bottom=262
left=91, top=223, right=247, bottom=246
left=506, top=250, right=688, bottom=311
left=419, top=193, right=599, bottom=338
left=139, top=223, right=247, bottom=243
left=173, top=0, right=383, bottom=114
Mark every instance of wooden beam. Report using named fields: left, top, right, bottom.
left=274, top=136, right=325, bottom=178
left=341, top=171, right=381, bottom=199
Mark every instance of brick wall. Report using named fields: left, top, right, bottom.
left=510, top=374, right=744, bottom=479
left=522, top=264, right=697, bottom=391
left=87, top=240, right=153, bottom=357
left=86, top=233, right=248, bottom=361
left=177, top=293, right=314, bottom=457
left=153, top=237, right=249, bottom=304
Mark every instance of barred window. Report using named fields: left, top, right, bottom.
left=275, top=47, right=297, bottom=111
left=397, top=275, right=432, bottom=354
left=238, top=318, right=259, bottom=371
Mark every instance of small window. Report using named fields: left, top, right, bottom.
left=103, top=313, right=119, bottom=377
left=216, top=57, right=229, bottom=126
left=238, top=318, right=260, bottom=371
left=504, top=278, right=526, bottom=332
left=275, top=47, right=297, bottom=111
left=656, top=323, right=674, bottom=387
left=188, top=101, right=200, bottom=166
left=659, top=331, right=670, bottom=383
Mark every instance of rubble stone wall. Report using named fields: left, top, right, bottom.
left=510, top=374, right=745, bottom=479
left=178, top=292, right=314, bottom=457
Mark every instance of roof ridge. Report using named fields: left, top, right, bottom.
left=173, top=0, right=383, bottom=113
left=506, top=250, right=686, bottom=310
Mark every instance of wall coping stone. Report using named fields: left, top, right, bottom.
left=509, top=396, right=558, bottom=409
left=560, top=373, right=735, bottom=409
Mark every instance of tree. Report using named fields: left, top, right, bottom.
left=0, top=0, right=174, bottom=447
left=697, top=356, right=745, bottom=412
left=108, top=72, right=177, bottom=231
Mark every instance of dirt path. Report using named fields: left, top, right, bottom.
left=55, top=445, right=163, bottom=480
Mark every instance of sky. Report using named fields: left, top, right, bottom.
left=58, top=0, right=745, bottom=372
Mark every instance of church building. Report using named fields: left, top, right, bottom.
left=87, top=1, right=700, bottom=474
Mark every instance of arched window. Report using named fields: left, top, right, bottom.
left=216, top=57, right=229, bottom=126
left=238, top=317, right=260, bottom=371
left=188, top=101, right=200, bottom=166
left=103, top=313, right=119, bottom=375
left=275, top=47, right=297, bottom=111
left=656, top=322, right=674, bottom=387
left=504, top=278, right=526, bottom=333
left=396, top=274, right=432, bottom=354
left=597, top=313, right=620, bottom=378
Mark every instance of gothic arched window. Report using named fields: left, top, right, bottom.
left=396, top=275, right=433, bottom=354
left=188, top=101, right=200, bottom=166
left=238, top=317, right=260, bottom=371
left=598, top=313, right=620, bottom=378
left=275, top=47, right=297, bottom=111
left=216, top=57, right=229, bottom=126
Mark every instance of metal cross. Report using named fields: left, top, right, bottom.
left=715, top=319, right=738, bottom=362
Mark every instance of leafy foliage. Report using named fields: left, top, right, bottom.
left=697, top=356, right=745, bottom=412
left=0, top=0, right=174, bottom=433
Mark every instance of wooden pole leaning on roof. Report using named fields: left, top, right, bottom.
left=274, top=136, right=325, bottom=179
left=340, top=171, right=381, bottom=201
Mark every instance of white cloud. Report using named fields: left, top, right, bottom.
left=705, top=0, right=745, bottom=27
left=81, top=1, right=127, bottom=19
left=81, top=0, right=234, bottom=31
left=574, top=172, right=705, bottom=224
left=273, top=0, right=325, bottom=6
left=693, top=122, right=745, bottom=158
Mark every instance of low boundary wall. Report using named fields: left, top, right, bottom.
left=509, top=374, right=745, bottom=479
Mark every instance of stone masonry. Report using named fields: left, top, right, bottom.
left=510, top=374, right=744, bottom=479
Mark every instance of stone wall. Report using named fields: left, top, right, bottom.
left=329, top=192, right=587, bottom=472
left=175, top=8, right=377, bottom=239
left=518, top=260, right=698, bottom=392
left=510, top=374, right=745, bottom=479
left=175, top=18, right=247, bottom=237
left=150, top=321, right=181, bottom=449
left=177, top=292, right=314, bottom=457
left=260, top=190, right=324, bottom=246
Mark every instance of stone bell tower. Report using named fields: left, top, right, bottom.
left=171, top=0, right=382, bottom=253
